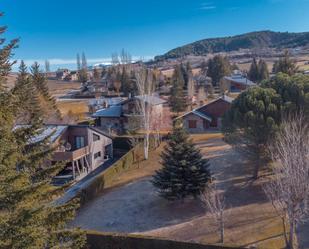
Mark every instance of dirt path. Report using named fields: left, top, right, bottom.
left=71, top=136, right=286, bottom=248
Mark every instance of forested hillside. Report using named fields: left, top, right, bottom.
left=155, top=31, right=309, bottom=60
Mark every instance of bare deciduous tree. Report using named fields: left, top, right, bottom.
left=201, top=184, right=226, bottom=244
left=111, top=52, right=120, bottom=66
left=134, top=66, right=156, bottom=160
left=264, top=115, right=309, bottom=249
left=197, top=86, right=206, bottom=106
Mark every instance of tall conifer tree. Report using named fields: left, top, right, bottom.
left=248, top=58, right=259, bottom=82
left=170, top=65, right=187, bottom=113
left=30, top=62, right=61, bottom=120
left=152, top=124, right=211, bottom=200
left=0, top=13, right=85, bottom=248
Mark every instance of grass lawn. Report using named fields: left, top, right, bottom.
left=104, top=142, right=166, bottom=191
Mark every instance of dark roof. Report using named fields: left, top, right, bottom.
left=175, top=110, right=212, bottom=122
left=175, top=95, right=234, bottom=121
left=92, top=105, right=122, bottom=118
left=224, top=75, right=255, bottom=86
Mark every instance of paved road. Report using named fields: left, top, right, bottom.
left=56, top=158, right=117, bottom=205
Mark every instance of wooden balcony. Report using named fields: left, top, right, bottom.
left=53, top=146, right=90, bottom=161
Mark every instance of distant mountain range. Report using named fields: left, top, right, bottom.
left=155, top=31, right=309, bottom=60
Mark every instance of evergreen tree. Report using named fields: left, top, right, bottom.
left=248, top=58, right=269, bottom=83
left=222, top=87, right=281, bottom=179
left=180, top=61, right=192, bottom=89
left=30, top=62, right=61, bottom=120
left=12, top=61, right=43, bottom=124
left=78, top=52, right=88, bottom=83
left=207, top=55, right=231, bottom=86
left=170, top=65, right=187, bottom=113
left=262, top=73, right=309, bottom=117
left=152, top=124, right=211, bottom=200
left=120, top=66, right=134, bottom=97
left=272, top=50, right=298, bottom=76
left=258, top=59, right=269, bottom=82
left=0, top=16, right=85, bottom=248
left=248, top=58, right=259, bottom=82
left=0, top=14, right=18, bottom=90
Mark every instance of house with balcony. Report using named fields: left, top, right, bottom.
left=93, top=95, right=166, bottom=134
left=27, top=125, right=113, bottom=184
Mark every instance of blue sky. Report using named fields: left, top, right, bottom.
left=2, top=0, right=309, bottom=70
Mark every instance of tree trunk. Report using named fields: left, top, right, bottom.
left=220, top=211, right=224, bottom=244
left=289, top=220, right=295, bottom=249
left=253, top=152, right=260, bottom=180
left=144, top=134, right=149, bottom=160
left=282, top=217, right=289, bottom=247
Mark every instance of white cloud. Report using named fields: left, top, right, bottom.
left=199, top=2, right=216, bottom=10
left=15, top=56, right=154, bottom=66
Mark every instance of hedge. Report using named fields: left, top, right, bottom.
left=85, top=231, right=244, bottom=249
left=80, top=143, right=144, bottom=204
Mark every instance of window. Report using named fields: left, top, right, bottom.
left=93, top=133, right=100, bottom=141
left=188, top=120, right=197, bottom=129
left=94, top=151, right=101, bottom=159
left=210, top=118, right=218, bottom=127
left=75, top=136, right=85, bottom=149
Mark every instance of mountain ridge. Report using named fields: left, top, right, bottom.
left=155, top=30, right=309, bottom=60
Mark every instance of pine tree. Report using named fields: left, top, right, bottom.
left=272, top=50, right=298, bottom=76
left=248, top=58, right=259, bottom=82
left=207, top=55, right=231, bottom=86
left=12, top=61, right=43, bottom=124
left=258, top=59, right=269, bottom=82
left=30, top=62, right=61, bottom=120
left=170, top=65, right=187, bottom=113
left=180, top=62, right=192, bottom=89
left=152, top=125, right=211, bottom=200
left=0, top=15, right=85, bottom=248
left=0, top=14, right=18, bottom=90
left=120, top=66, right=132, bottom=96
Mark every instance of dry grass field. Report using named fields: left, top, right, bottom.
left=57, top=100, right=89, bottom=121
left=46, top=79, right=91, bottom=122
left=72, top=133, right=288, bottom=249
left=47, top=79, right=81, bottom=97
